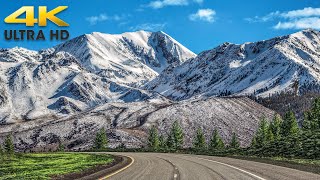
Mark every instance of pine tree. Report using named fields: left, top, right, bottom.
left=281, top=111, right=299, bottom=137
left=255, top=117, right=269, bottom=147
left=148, top=126, right=160, bottom=150
left=159, top=135, right=166, bottom=149
left=209, top=129, right=224, bottom=150
left=4, top=134, right=14, bottom=156
left=266, top=127, right=274, bottom=142
left=58, top=141, right=65, bottom=152
left=303, top=97, right=320, bottom=130
left=167, top=121, right=184, bottom=150
left=166, top=133, right=175, bottom=149
left=250, top=136, right=257, bottom=148
left=230, top=132, right=240, bottom=149
left=193, top=128, right=206, bottom=150
left=0, top=144, right=3, bottom=160
left=270, top=114, right=282, bottom=140
left=94, top=128, right=108, bottom=150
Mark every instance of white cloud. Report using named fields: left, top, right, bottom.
left=149, top=0, right=188, bottom=9
left=245, top=7, right=320, bottom=30
left=189, top=9, right=216, bottom=23
left=86, top=14, right=124, bottom=25
left=245, top=11, right=280, bottom=23
left=148, top=0, right=203, bottom=9
left=274, top=17, right=320, bottom=30
left=86, top=14, right=108, bottom=25
left=281, top=7, right=320, bottom=18
left=130, top=23, right=167, bottom=31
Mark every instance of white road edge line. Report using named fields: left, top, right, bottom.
left=196, top=157, right=266, bottom=180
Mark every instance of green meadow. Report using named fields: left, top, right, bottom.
left=0, top=153, right=114, bottom=180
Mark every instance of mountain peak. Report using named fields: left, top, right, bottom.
left=54, top=30, right=196, bottom=77
left=146, top=29, right=320, bottom=100
left=0, top=30, right=196, bottom=123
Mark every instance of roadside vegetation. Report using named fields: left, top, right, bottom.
left=0, top=153, right=113, bottom=180
left=0, top=130, right=113, bottom=179
left=144, top=97, right=320, bottom=159
left=141, top=98, right=320, bottom=173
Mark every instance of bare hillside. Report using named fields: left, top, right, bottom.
left=0, top=97, right=275, bottom=152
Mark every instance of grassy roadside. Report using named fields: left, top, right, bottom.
left=0, top=153, right=114, bottom=180
left=228, top=155, right=320, bottom=174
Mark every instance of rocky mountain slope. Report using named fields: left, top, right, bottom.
left=0, top=97, right=275, bottom=151
left=0, top=31, right=195, bottom=124
left=146, top=29, right=320, bottom=100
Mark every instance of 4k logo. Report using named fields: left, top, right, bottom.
left=5, top=6, right=69, bottom=27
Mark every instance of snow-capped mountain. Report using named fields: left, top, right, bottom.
left=51, top=30, right=196, bottom=86
left=146, top=29, right=320, bottom=100
left=0, top=31, right=195, bottom=124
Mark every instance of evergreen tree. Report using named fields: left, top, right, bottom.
left=4, top=134, right=14, bottom=155
left=266, top=127, right=274, bottom=142
left=166, top=133, right=175, bottom=149
left=250, top=136, right=257, bottom=148
left=209, top=129, right=225, bottom=150
left=281, top=111, right=299, bottom=137
left=230, top=132, right=240, bottom=149
left=159, top=135, right=166, bottom=149
left=0, top=144, right=3, bottom=159
left=255, top=117, right=269, bottom=147
left=167, top=121, right=184, bottom=150
left=193, top=128, right=206, bottom=150
left=270, top=114, right=282, bottom=140
left=58, top=141, right=65, bottom=152
left=94, top=128, right=108, bottom=150
left=303, top=97, right=320, bottom=130
left=148, top=126, right=160, bottom=150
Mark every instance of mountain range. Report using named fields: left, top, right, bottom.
left=0, top=31, right=195, bottom=124
left=146, top=29, right=320, bottom=100
left=0, top=29, right=320, bottom=150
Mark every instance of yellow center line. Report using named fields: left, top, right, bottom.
left=99, top=156, right=135, bottom=180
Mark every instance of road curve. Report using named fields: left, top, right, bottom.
left=102, top=153, right=320, bottom=180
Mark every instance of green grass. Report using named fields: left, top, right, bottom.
left=270, top=156, right=320, bottom=166
left=228, top=155, right=320, bottom=174
left=0, top=153, right=114, bottom=180
left=230, top=155, right=320, bottom=166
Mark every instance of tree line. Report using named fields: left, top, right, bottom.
left=147, top=121, right=240, bottom=152
left=248, top=97, right=320, bottom=159
left=147, top=98, right=320, bottom=159
left=0, top=128, right=109, bottom=158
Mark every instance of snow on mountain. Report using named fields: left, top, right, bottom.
left=146, top=29, right=320, bottom=100
left=0, top=31, right=195, bottom=124
left=52, top=30, right=196, bottom=86
left=0, top=47, right=40, bottom=63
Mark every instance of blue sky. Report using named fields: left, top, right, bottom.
left=0, top=0, right=319, bottom=53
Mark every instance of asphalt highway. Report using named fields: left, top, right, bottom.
left=100, top=153, right=320, bottom=180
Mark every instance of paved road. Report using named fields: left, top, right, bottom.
left=103, top=153, right=320, bottom=180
